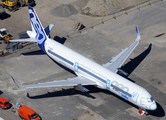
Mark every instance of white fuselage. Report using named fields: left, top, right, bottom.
left=44, top=38, right=156, bottom=110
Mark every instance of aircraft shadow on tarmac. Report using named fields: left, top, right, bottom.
left=148, top=102, right=165, bottom=117
left=119, top=43, right=152, bottom=78
left=22, top=50, right=45, bottom=55
left=53, top=36, right=67, bottom=44
left=0, top=90, right=3, bottom=95
left=30, top=1, right=36, bottom=7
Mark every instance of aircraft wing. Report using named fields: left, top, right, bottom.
left=9, top=38, right=37, bottom=42
left=12, top=76, right=97, bottom=89
left=9, top=24, right=54, bottom=43
left=103, top=27, right=141, bottom=73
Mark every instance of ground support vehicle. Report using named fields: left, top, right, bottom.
left=0, top=97, right=10, bottom=109
left=0, top=49, right=3, bottom=56
left=1, top=0, right=34, bottom=11
left=18, top=105, right=40, bottom=120
left=0, top=28, right=12, bottom=44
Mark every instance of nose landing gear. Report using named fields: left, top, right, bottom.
left=138, top=109, right=148, bottom=116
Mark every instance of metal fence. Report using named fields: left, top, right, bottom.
left=62, top=0, right=164, bottom=38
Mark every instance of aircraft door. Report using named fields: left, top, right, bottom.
left=106, top=79, right=111, bottom=90
left=74, top=62, right=79, bottom=72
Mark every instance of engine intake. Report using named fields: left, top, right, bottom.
left=74, top=84, right=89, bottom=92
left=117, top=68, right=129, bottom=77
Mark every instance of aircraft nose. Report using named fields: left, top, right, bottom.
left=150, top=102, right=157, bottom=110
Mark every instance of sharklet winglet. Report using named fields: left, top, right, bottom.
left=11, top=76, right=19, bottom=88
left=135, top=26, right=141, bottom=42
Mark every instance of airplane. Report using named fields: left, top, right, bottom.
left=11, top=6, right=157, bottom=115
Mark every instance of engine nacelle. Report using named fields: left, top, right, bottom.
left=74, top=84, right=89, bottom=92
left=117, top=68, right=129, bottom=77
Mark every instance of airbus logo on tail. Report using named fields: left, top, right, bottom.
left=29, top=7, right=46, bottom=45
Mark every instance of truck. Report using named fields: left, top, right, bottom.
left=18, top=105, right=41, bottom=120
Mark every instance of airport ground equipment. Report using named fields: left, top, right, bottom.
left=1, top=0, right=34, bottom=11
left=0, top=97, right=10, bottom=109
left=0, top=28, right=12, bottom=44
left=0, top=5, right=5, bottom=19
left=0, top=49, right=3, bottom=55
left=18, top=105, right=40, bottom=120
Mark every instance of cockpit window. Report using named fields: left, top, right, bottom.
left=140, top=98, right=146, bottom=103
left=150, top=97, right=154, bottom=102
left=141, top=97, right=154, bottom=103
left=147, top=97, right=154, bottom=103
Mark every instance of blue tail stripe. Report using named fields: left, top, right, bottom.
left=28, top=6, right=47, bottom=52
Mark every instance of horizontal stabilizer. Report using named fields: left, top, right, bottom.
left=44, top=24, right=54, bottom=36
left=9, top=38, right=37, bottom=43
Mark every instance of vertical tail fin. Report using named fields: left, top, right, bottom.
left=30, top=22, right=36, bottom=34
left=28, top=6, right=48, bottom=52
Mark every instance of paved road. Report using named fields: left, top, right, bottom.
left=0, top=108, right=19, bottom=120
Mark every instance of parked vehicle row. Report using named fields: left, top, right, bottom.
left=0, top=97, right=41, bottom=120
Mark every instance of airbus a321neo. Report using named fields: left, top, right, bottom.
left=11, top=6, right=157, bottom=115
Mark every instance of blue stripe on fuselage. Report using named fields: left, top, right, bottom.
left=78, top=66, right=106, bottom=83
left=48, top=50, right=74, bottom=65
